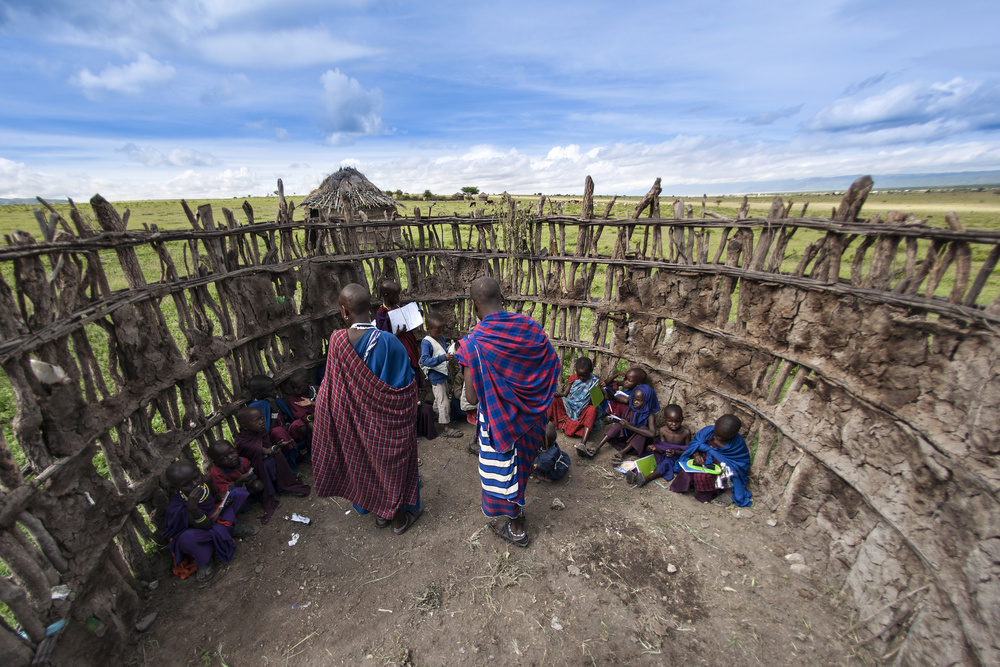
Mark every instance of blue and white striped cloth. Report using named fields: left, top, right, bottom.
left=477, top=408, right=519, bottom=500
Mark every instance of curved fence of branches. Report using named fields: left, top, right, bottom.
left=0, top=175, right=998, bottom=665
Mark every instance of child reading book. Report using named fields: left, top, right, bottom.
left=580, top=383, right=660, bottom=463
left=670, top=413, right=752, bottom=507
left=549, top=356, right=603, bottom=454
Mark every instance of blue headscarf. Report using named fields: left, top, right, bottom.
left=628, top=384, right=660, bottom=428
left=674, top=425, right=752, bottom=507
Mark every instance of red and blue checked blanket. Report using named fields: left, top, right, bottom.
left=312, top=329, right=419, bottom=518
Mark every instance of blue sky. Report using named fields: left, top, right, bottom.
left=1, top=0, right=999, bottom=199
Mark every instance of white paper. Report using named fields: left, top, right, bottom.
left=446, top=341, right=456, bottom=354
left=388, top=302, right=424, bottom=332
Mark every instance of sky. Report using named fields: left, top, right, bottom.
left=1, top=0, right=999, bottom=200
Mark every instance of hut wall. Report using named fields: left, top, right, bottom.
left=0, top=178, right=998, bottom=664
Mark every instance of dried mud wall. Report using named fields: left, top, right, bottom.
left=1, top=177, right=998, bottom=665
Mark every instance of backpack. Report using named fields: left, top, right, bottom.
left=535, top=444, right=571, bottom=480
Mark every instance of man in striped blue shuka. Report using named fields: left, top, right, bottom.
left=456, top=277, right=560, bottom=548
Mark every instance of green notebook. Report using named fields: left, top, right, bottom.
left=635, top=454, right=657, bottom=477
left=589, top=384, right=605, bottom=408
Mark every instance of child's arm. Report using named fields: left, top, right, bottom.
left=185, top=486, right=215, bottom=530
left=622, top=414, right=656, bottom=439
left=419, top=339, right=447, bottom=368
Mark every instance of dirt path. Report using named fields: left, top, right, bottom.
left=125, top=423, right=870, bottom=666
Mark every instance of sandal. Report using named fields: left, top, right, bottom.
left=441, top=428, right=463, bottom=438
left=574, top=443, right=595, bottom=458
left=374, top=516, right=391, bottom=529
left=611, top=453, right=624, bottom=465
left=625, top=470, right=640, bottom=486
left=393, top=508, right=423, bottom=535
left=467, top=439, right=479, bottom=456
left=490, top=518, right=530, bottom=548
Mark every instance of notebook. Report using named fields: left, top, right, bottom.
left=388, top=302, right=424, bottom=332
left=678, top=458, right=722, bottom=475
left=589, top=384, right=605, bottom=408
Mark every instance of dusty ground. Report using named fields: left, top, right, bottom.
left=123, top=422, right=872, bottom=666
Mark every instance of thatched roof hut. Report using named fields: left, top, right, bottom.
left=299, top=167, right=398, bottom=221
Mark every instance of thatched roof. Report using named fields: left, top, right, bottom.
left=299, top=167, right=397, bottom=213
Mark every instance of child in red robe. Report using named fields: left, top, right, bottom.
left=234, top=407, right=310, bottom=523
left=207, top=440, right=265, bottom=496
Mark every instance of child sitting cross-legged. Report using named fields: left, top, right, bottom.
left=548, top=356, right=602, bottom=455
left=626, top=404, right=691, bottom=487
left=162, top=459, right=256, bottom=582
left=207, top=440, right=265, bottom=497
left=580, top=382, right=660, bottom=464
left=234, top=407, right=311, bottom=524
left=670, top=413, right=752, bottom=507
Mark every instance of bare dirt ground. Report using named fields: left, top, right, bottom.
left=124, top=422, right=872, bottom=666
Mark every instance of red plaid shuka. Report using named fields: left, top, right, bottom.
left=312, top=329, right=419, bottom=519
left=691, top=472, right=718, bottom=493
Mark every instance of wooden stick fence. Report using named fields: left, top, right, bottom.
left=0, top=175, right=998, bottom=664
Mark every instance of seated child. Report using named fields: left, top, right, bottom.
left=549, top=356, right=603, bottom=453
left=602, top=367, right=647, bottom=420
left=626, top=404, right=691, bottom=487
left=535, top=422, right=571, bottom=483
left=582, top=383, right=660, bottom=462
left=162, top=459, right=256, bottom=582
left=247, top=375, right=301, bottom=471
left=234, top=407, right=311, bottom=524
left=419, top=313, right=462, bottom=438
left=670, top=414, right=752, bottom=507
left=285, top=368, right=316, bottom=443
left=207, top=440, right=266, bottom=497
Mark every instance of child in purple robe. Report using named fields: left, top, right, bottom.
left=162, top=459, right=256, bottom=582
left=581, top=384, right=660, bottom=463
left=627, top=404, right=691, bottom=487
left=234, top=407, right=310, bottom=524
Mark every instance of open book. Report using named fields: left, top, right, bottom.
left=388, top=302, right=424, bottom=333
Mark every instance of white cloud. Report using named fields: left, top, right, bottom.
left=157, top=167, right=259, bottom=197
left=807, top=77, right=1000, bottom=138
left=198, top=28, right=377, bottom=69
left=118, top=143, right=217, bottom=167
left=274, top=127, right=290, bottom=141
left=318, top=69, right=383, bottom=141
left=69, top=53, right=175, bottom=98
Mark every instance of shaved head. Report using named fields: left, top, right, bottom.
left=470, top=277, right=502, bottom=308
left=339, top=283, right=372, bottom=321
left=166, top=459, right=197, bottom=486
left=714, top=414, right=742, bottom=441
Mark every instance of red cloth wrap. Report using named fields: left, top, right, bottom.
left=312, top=329, right=420, bottom=519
